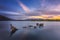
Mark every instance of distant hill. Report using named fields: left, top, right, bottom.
left=24, top=19, right=44, bottom=21
left=22, top=19, right=60, bottom=21
left=0, top=15, right=13, bottom=21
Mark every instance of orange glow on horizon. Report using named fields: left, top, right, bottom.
left=28, top=15, right=60, bottom=19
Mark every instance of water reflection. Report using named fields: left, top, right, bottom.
left=0, top=21, right=60, bottom=40
left=0, top=21, right=10, bottom=40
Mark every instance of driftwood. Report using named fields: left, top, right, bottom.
left=10, top=24, right=18, bottom=37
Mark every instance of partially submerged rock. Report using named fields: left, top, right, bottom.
left=10, top=24, right=18, bottom=37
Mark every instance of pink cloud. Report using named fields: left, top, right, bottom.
left=17, top=0, right=30, bottom=13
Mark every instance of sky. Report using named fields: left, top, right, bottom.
left=0, top=0, right=60, bottom=20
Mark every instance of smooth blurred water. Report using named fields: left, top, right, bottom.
left=0, top=21, right=60, bottom=40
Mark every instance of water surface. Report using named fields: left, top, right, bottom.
left=0, top=21, right=60, bottom=40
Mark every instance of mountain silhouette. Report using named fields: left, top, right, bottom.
left=0, top=15, right=13, bottom=21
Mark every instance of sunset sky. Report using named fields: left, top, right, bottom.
left=0, top=0, right=60, bottom=20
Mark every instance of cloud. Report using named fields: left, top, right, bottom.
left=41, top=0, right=46, bottom=8
left=46, top=0, right=60, bottom=5
left=25, top=12, right=41, bottom=16
left=17, top=0, right=30, bottom=13
left=0, top=0, right=60, bottom=19
left=46, top=5, right=60, bottom=12
left=0, top=11, right=24, bottom=16
left=25, top=9, right=60, bottom=16
left=0, top=11, right=26, bottom=20
left=23, top=0, right=60, bottom=16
